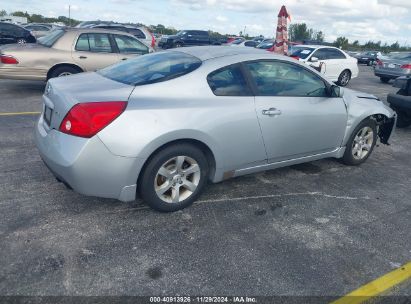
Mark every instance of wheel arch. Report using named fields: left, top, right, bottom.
left=47, top=63, right=84, bottom=80
left=136, top=138, right=218, bottom=191
left=342, top=112, right=395, bottom=146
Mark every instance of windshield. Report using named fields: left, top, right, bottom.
left=290, top=47, right=315, bottom=59
left=37, top=29, right=65, bottom=47
left=98, top=51, right=202, bottom=86
left=256, top=41, right=274, bottom=49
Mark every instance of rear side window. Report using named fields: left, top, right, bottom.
left=325, top=48, right=346, bottom=59
left=128, top=28, right=146, bottom=39
left=207, top=64, right=251, bottom=96
left=37, top=29, right=65, bottom=47
left=98, top=51, right=202, bottom=86
left=75, top=33, right=113, bottom=53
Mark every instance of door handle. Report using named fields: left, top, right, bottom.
left=79, top=56, right=87, bottom=59
left=262, top=108, right=282, bottom=116
left=121, top=58, right=128, bottom=61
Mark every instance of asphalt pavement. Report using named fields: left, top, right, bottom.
left=0, top=65, right=410, bottom=298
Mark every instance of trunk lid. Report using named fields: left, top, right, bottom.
left=43, top=72, right=134, bottom=130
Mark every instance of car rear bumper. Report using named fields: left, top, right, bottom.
left=0, top=66, right=47, bottom=81
left=374, top=69, right=409, bottom=79
left=35, top=115, right=145, bottom=202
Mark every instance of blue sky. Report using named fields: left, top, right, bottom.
left=2, top=0, right=411, bottom=45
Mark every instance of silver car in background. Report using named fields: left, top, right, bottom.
left=35, top=46, right=396, bottom=212
left=375, top=52, right=411, bottom=83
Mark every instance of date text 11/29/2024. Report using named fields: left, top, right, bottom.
left=149, top=296, right=257, bottom=303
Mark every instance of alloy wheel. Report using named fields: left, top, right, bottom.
left=17, top=39, right=26, bottom=44
left=154, top=156, right=201, bottom=203
left=351, top=127, right=374, bottom=160
left=340, top=71, right=350, bottom=86
left=58, top=72, right=72, bottom=77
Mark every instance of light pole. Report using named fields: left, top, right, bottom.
left=69, top=5, right=71, bottom=27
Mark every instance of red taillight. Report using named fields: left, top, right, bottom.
left=290, top=55, right=299, bottom=60
left=401, top=64, right=411, bottom=69
left=376, top=59, right=383, bottom=66
left=150, top=32, right=156, bottom=48
left=59, top=102, right=127, bottom=138
left=1, top=55, right=19, bottom=64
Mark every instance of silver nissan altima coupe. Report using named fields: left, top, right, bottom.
left=35, top=46, right=396, bottom=212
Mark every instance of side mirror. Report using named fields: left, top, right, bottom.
left=330, top=85, right=343, bottom=97
left=310, top=56, right=319, bottom=63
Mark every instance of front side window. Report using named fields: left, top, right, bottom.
left=114, top=35, right=148, bottom=54
left=98, top=51, right=202, bottom=86
left=207, top=64, right=251, bottom=96
left=246, top=60, right=328, bottom=97
left=291, top=47, right=315, bottom=59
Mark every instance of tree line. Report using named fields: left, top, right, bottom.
left=1, top=9, right=409, bottom=52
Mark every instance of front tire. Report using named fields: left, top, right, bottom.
left=342, top=119, right=377, bottom=166
left=337, top=70, right=351, bottom=86
left=139, top=144, right=209, bottom=212
left=17, top=38, right=27, bottom=44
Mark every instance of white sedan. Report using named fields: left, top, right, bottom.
left=290, top=45, right=359, bottom=86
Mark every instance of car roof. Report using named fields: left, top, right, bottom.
left=173, top=46, right=283, bottom=61
left=64, top=27, right=136, bottom=35
left=294, top=44, right=340, bottom=49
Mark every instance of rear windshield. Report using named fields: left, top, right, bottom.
left=388, top=52, right=411, bottom=60
left=290, top=47, right=315, bottom=59
left=98, top=51, right=202, bottom=86
left=37, top=29, right=65, bottom=47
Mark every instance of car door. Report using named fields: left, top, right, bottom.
left=0, top=23, right=17, bottom=44
left=206, top=63, right=267, bottom=169
left=183, top=31, right=197, bottom=46
left=310, top=48, right=345, bottom=80
left=112, top=34, right=149, bottom=61
left=72, top=33, right=120, bottom=71
left=245, top=60, right=347, bottom=163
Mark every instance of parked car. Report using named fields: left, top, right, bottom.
left=35, top=46, right=396, bottom=212
left=90, top=24, right=156, bottom=48
left=387, top=76, right=411, bottom=128
left=225, top=36, right=244, bottom=44
left=253, top=36, right=265, bottom=43
left=0, top=28, right=151, bottom=81
left=158, top=30, right=221, bottom=49
left=355, top=51, right=380, bottom=65
left=290, top=45, right=359, bottom=86
left=23, top=23, right=57, bottom=38
left=0, top=22, right=36, bottom=45
left=374, top=52, right=411, bottom=83
left=256, top=40, right=274, bottom=50
left=230, top=40, right=259, bottom=47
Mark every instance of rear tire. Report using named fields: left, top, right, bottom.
left=337, top=70, right=351, bottom=86
left=342, top=119, right=377, bottom=166
left=49, top=66, right=81, bottom=79
left=174, top=42, right=183, bottom=48
left=380, top=77, right=390, bottom=83
left=139, top=144, right=209, bottom=212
